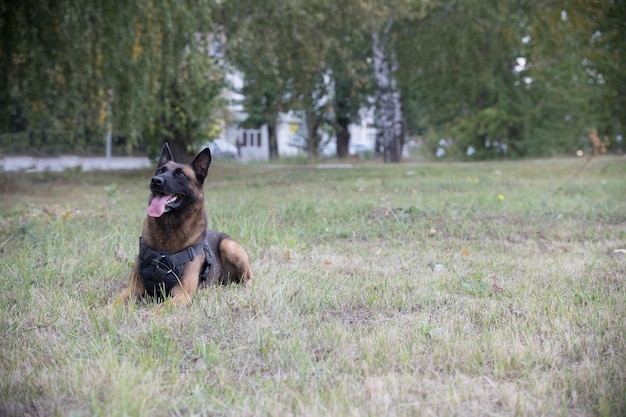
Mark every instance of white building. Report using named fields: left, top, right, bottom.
left=216, top=70, right=377, bottom=161
left=218, top=110, right=376, bottom=162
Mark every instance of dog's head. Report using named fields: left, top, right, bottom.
left=147, top=143, right=211, bottom=218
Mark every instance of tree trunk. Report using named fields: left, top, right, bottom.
left=372, top=19, right=404, bottom=163
left=305, top=105, right=320, bottom=158
left=159, top=81, right=193, bottom=162
left=159, top=110, right=192, bottom=162
left=161, top=134, right=190, bottom=162
left=336, top=116, right=350, bottom=158
left=268, top=121, right=279, bottom=160
left=335, top=81, right=351, bottom=159
left=159, top=110, right=191, bottom=162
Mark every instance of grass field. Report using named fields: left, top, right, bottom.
left=1, top=156, right=625, bottom=416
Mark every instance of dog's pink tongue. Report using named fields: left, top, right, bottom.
left=148, top=195, right=172, bottom=217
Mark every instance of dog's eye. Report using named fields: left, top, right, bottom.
left=175, top=170, right=186, bottom=178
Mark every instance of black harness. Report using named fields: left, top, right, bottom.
left=137, top=236, right=212, bottom=298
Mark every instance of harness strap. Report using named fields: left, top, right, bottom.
left=137, top=232, right=213, bottom=297
left=138, top=238, right=204, bottom=268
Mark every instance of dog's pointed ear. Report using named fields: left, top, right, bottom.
left=157, top=143, right=174, bottom=171
left=191, top=147, right=212, bottom=184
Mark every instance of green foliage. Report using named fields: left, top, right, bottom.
left=452, top=107, right=520, bottom=158
left=1, top=0, right=622, bottom=159
left=577, top=0, right=626, bottom=146
left=0, top=0, right=224, bottom=155
left=397, top=0, right=622, bottom=158
left=218, top=0, right=378, bottom=159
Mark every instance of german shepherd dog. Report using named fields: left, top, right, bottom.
left=114, top=143, right=252, bottom=307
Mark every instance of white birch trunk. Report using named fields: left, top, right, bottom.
left=372, top=19, right=403, bottom=163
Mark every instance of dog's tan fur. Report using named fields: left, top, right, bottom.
left=114, top=144, right=252, bottom=308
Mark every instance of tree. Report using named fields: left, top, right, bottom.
left=365, top=0, right=432, bottom=162
left=372, top=18, right=404, bottom=162
left=222, top=0, right=624, bottom=160
left=323, top=0, right=374, bottom=159
left=0, top=0, right=224, bottom=158
left=396, top=0, right=531, bottom=157
left=275, top=0, right=333, bottom=159
left=396, top=0, right=621, bottom=158
left=558, top=0, right=626, bottom=146
left=219, top=0, right=376, bottom=160
left=599, top=0, right=626, bottom=140
left=216, top=0, right=290, bottom=160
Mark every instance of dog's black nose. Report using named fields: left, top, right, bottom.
left=151, top=175, right=165, bottom=186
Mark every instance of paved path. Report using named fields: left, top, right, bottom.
left=1, top=156, right=153, bottom=172
left=1, top=156, right=358, bottom=172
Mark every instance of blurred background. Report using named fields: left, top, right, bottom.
left=0, top=0, right=623, bottom=163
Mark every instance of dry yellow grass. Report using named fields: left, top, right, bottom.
left=0, top=156, right=625, bottom=416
